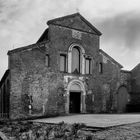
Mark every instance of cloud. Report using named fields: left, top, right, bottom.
left=98, top=11, right=140, bottom=49
left=80, top=0, right=140, bottom=19
left=0, top=0, right=140, bottom=78
left=0, top=0, right=83, bottom=79
left=94, top=11, right=140, bottom=70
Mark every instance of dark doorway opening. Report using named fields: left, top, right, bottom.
left=69, top=92, right=81, bottom=113
left=117, top=86, right=128, bottom=113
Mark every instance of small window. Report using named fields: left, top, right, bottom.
left=60, top=54, right=66, bottom=72
left=99, top=62, right=103, bottom=73
left=85, top=58, right=92, bottom=74
left=46, top=54, right=49, bottom=67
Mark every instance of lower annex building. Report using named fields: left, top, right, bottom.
left=0, top=13, right=137, bottom=119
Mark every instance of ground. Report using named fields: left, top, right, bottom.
left=93, top=123, right=140, bottom=140
left=33, top=114, right=140, bottom=127
left=1, top=114, right=140, bottom=140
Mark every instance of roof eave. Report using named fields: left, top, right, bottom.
left=7, top=40, right=49, bottom=55
left=100, top=49, right=123, bottom=68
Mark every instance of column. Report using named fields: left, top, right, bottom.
left=68, top=51, right=72, bottom=73
left=82, top=53, right=85, bottom=74
left=81, top=92, right=86, bottom=113
left=65, top=91, right=69, bottom=114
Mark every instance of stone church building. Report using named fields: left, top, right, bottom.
left=0, top=13, right=137, bottom=119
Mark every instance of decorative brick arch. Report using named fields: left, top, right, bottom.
left=68, top=43, right=85, bottom=74
left=67, top=79, right=86, bottom=95
left=65, top=79, right=86, bottom=113
left=68, top=43, right=85, bottom=53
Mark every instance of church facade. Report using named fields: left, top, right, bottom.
left=0, top=13, right=132, bottom=119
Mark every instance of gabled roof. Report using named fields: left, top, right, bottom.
left=0, top=69, right=9, bottom=88
left=8, top=40, right=49, bottom=55
left=47, top=13, right=102, bottom=36
left=99, top=49, right=123, bottom=68
left=131, top=63, right=140, bottom=72
left=121, top=70, right=131, bottom=73
left=37, top=28, right=49, bottom=43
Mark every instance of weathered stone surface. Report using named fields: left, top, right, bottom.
left=6, top=13, right=129, bottom=119
left=2, top=120, right=140, bottom=140
left=97, top=52, right=122, bottom=113
left=0, top=121, right=88, bottom=140
left=0, top=131, right=8, bottom=140
left=120, top=70, right=131, bottom=90
left=127, top=65, right=140, bottom=111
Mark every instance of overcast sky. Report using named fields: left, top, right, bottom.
left=0, top=0, right=140, bottom=79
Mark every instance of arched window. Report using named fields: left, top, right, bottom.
left=68, top=44, right=85, bottom=74
left=72, top=47, right=80, bottom=73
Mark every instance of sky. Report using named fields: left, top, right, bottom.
left=0, top=0, right=140, bottom=79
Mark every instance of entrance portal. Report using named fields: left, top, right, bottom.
left=65, top=79, right=86, bottom=114
left=69, top=92, right=81, bottom=113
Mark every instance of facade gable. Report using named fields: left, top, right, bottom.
left=47, top=13, right=102, bottom=35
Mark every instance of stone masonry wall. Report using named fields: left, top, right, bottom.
left=98, top=53, right=121, bottom=113
left=131, top=64, right=140, bottom=93
left=8, top=22, right=101, bottom=118
left=8, top=17, right=125, bottom=119
left=130, top=64, right=140, bottom=104
left=9, top=42, right=65, bottom=119
left=49, top=24, right=99, bottom=58
left=120, top=70, right=131, bottom=91
left=49, top=24, right=102, bottom=113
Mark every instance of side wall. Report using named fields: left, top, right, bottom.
left=8, top=43, right=65, bottom=119
left=130, top=65, right=140, bottom=105
left=98, top=53, right=121, bottom=113
left=120, top=70, right=131, bottom=91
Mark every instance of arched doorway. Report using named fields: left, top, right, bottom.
left=69, top=83, right=81, bottom=113
left=65, top=79, right=86, bottom=113
left=117, top=86, right=129, bottom=113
